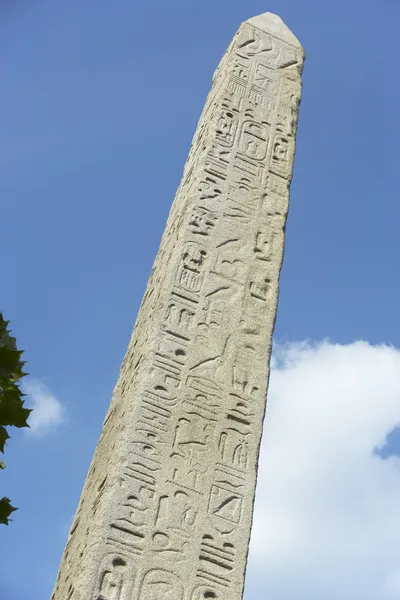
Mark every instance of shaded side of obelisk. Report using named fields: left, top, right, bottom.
left=52, top=13, right=304, bottom=600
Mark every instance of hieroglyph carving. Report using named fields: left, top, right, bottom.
left=51, top=12, right=304, bottom=600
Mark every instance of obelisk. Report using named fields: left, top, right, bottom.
left=52, top=13, right=304, bottom=600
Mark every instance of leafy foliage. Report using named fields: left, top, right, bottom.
left=0, top=497, right=17, bottom=525
left=0, top=313, right=31, bottom=525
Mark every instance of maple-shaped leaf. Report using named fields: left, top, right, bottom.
left=0, top=426, right=10, bottom=454
left=0, top=390, right=31, bottom=428
left=0, top=314, right=27, bottom=384
left=0, top=497, right=17, bottom=525
left=0, top=313, right=30, bottom=524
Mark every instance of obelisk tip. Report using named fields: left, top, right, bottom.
left=245, top=12, right=303, bottom=49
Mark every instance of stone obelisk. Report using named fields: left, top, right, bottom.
left=52, top=13, right=304, bottom=600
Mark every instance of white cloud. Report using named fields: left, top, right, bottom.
left=23, top=379, right=66, bottom=436
left=247, top=340, right=400, bottom=600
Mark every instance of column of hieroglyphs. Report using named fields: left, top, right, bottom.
left=52, top=12, right=304, bottom=600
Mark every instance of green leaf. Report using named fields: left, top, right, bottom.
left=0, top=315, right=10, bottom=330
left=0, top=348, right=26, bottom=382
left=0, top=380, right=23, bottom=402
left=0, top=313, right=28, bottom=525
left=0, top=426, right=10, bottom=453
left=0, top=397, right=31, bottom=428
left=0, top=497, right=17, bottom=525
left=0, top=461, right=5, bottom=469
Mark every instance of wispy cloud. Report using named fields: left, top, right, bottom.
left=248, top=340, right=400, bottom=600
left=23, top=379, right=66, bottom=436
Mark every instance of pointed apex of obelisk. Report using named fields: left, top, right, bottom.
left=245, top=12, right=302, bottom=48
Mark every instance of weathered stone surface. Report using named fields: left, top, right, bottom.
left=52, top=13, right=304, bottom=600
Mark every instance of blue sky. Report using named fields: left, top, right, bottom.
left=1, top=1, right=400, bottom=599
